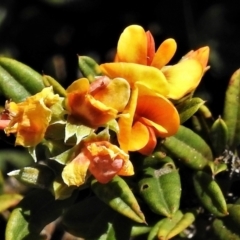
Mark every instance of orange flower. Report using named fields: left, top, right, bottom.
left=4, top=87, right=61, bottom=147
left=62, top=139, right=134, bottom=186
left=100, top=25, right=209, bottom=100
left=66, top=76, right=130, bottom=128
left=117, top=84, right=180, bottom=155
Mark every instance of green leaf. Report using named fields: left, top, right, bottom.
left=210, top=117, right=228, bottom=156
left=142, top=152, right=174, bottom=169
left=78, top=56, right=102, bottom=82
left=0, top=194, right=23, bottom=213
left=223, top=69, right=240, bottom=148
left=42, top=74, right=67, bottom=97
left=0, top=57, right=44, bottom=102
left=8, top=164, right=55, bottom=189
left=5, top=189, right=77, bottom=240
left=176, top=97, right=205, bottom=124
left=161, top=125, right=212, bottom=170
left=138, top=163, right=181, bottom=218
left=148, top=210, right=197, bottom=240
left=208, top=161, right=228, bottom=176
left=193, top=171, right=228, bottom=217
left=91, top=176, right=146, bottom=223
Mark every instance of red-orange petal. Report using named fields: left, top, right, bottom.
left=136, top=94, right=180, bottom=137
left=151, top=38, right=177, bottom=69
left=146, top=30, right=155, bottom=65
left=117, top=25, right=147, bottom=64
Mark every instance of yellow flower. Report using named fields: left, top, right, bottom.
left=117, top=84, right=180, bottom=155
left=62, top=140, right=134, bottom=186
left=66, top=76, right=130, bottom=128
left=4, top=87, right=61, bottom=147
left=100, top=25, right=209, bottom=100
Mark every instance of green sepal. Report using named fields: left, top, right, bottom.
left=176, top=97, right=205, bottom=124
left=42, top=74, right=67, bottom=97
left=138, top=163, right=181, bottom=218
left=8, top=164, right=55, bottom=189
left=208, top=161, right=228, bottom=176
left=193, top=171, right=228, bottom=217
left=223, top=69, right=240, bottom=148
left=0, top=57, right=44, bottom=102
left=78, top=56, right=102, bottom=82
left=161, top=125, right=212, bottom=170
left=210, top=117, right=228, bottom=156
left=91, top=176, right=146, bottom=223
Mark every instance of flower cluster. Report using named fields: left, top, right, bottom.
left=0, top=25, right=209, bottom=188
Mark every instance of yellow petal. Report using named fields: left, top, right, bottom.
left=118, top=159, right=134, bottom=176
left=117, top=25, right=147, bottom=64
left=163, top=59, right=203, bottom=100
left=128, top=121, right=149, bottom=151
left=151, top=38, right=177, bottom=69
left=117, top=86, right=138, bottom=152
left=92, top=77, right=130, bottom=112
left=62, top=153, right=90, bottom=187
left=100, top=62, right=169, bottom=96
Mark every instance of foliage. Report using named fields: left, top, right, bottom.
left=0, top=24, right=240, bottom=240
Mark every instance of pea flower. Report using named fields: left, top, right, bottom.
left=62, top=139, right=134, bottom=186
left=100, top=25, right=209, bottom=100
left=117, top=84, right=180, bottom=155
left=4, top=87, right=61, bottom=147
left=66, top=76, right=130, bottom=128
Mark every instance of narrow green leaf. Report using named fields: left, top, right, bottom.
left=78, top=56, right=102, bottom=82
left=5, top=189, right=54, bottom=240
left=212, top=218, right=240, bottom=240
left=0, top=65, right=31, bottom=102
left=138, top=163, right=181, bottom=218
left=176, top=97, right=205, bottom=124
left=5, top=189, right=77, bottom=240
left=0, top=57, right=44, bottom=99
left=223, top=69, right=240, bottom=148
left=193, top=171, right=228, bottom=217
left=166, top=210, right=197, bottom=239
left=42, top=74, right=66, bottom=97
left=91, top=176, right=146, bottom=223
left=210, top=117, right=228, bottom=156
left=161, top=125, right=212, bottom=170
left=8, top=164, right=55, bottom=189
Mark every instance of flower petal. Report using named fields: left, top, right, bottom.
left=138, top=126, right=157, bottom=155
left=62, top=152, right=90, bottom=187
left=117, top=159, right=134, bottom=176
left=136, top=94, right=180, bottom=137
left=117, top=86, right=138, bottom=152
left=117, top=25, right=147, bottom=64
left=151, top=38, right=177, bottom=69
left=146, top=30, right=155, bottom=65
left=128, top=121, right=150, bottom=151
left=163, top=59, right=203, bottom=100
left=92, top=77, right=130, bottom=112
left=100, top=62, right=169, bottom=96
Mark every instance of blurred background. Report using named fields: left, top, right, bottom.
left=1, top=0, right=240, bottom=115
left=1, top=0, right=240, bottom=239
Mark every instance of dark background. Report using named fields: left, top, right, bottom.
left=1, top=0, right=240, bottom=116
left=1, top=1, right=240, bottom=239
